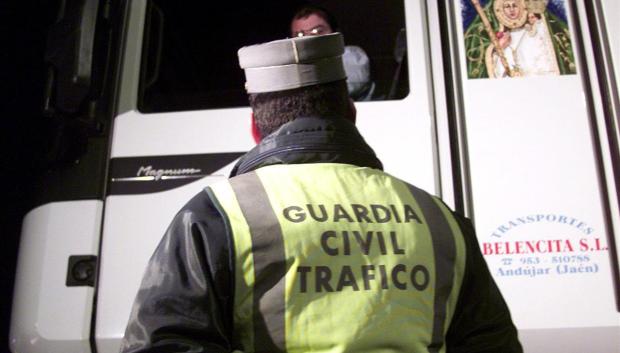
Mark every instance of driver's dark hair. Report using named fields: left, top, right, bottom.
left=291, top=4, right=340, bottom=33
left=248, top=80, right=348, bottom=137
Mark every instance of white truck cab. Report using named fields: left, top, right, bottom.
left=10, top=1, right=620, bottom=352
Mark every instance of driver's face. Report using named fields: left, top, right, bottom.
left=291, top=13, right=333, bottom=37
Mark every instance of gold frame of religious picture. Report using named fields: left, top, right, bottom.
left=463, top=0, right=577, bottom=79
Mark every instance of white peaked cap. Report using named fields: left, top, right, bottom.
left=238, top=33, right=346, bottom=93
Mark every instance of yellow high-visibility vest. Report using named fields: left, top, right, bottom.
left=207, top=163, right=466, bottom=353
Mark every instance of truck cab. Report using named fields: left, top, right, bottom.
left=10, top=1, right=620, bottom=352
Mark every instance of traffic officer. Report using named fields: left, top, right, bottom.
left=120, top=33, right=522, bottom=353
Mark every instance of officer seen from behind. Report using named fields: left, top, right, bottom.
left=120, top=33, right=522, bottom=353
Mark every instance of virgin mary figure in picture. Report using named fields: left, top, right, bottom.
left=463, top=0, right=576, bottom=79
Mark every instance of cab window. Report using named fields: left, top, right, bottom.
left=138, top=0, right=409, bottom=113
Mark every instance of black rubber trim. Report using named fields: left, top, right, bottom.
left=575, top=0, right=620, bottom=311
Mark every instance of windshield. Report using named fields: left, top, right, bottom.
left=138, top=0, right=409, bottom=113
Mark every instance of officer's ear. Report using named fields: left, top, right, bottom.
left=345, top=98, right=357, bottom=124
left=250, top=112, right=261, bottom=143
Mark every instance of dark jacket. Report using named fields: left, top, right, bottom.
left=120, top=116, right=522, bottom=353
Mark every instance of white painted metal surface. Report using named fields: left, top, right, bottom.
left=9, top=201, right=102, bottom=353
left=450, top=0, right=620, bottom=351
left=585, top=0, right=620, bottom=295
left=600, top=0, right=619, bottom=86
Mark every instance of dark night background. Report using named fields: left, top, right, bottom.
left=2, top=1, right=54, bottom=352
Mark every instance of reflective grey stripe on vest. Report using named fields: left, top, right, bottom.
left=407, top=185, right=456, bottom=353
left=230, top=172, right=286, bottom=353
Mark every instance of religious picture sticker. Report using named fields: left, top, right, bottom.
left=462, top=0, right=577, bottom=79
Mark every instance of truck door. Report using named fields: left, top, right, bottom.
left=10, top=0, right=126, bottom=352
left=94, top=1, right=435, bottom=352
left=432, top=0, right=620, bottom=351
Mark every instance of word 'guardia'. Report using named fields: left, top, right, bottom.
left=283, top=204, right=422, bottom=224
